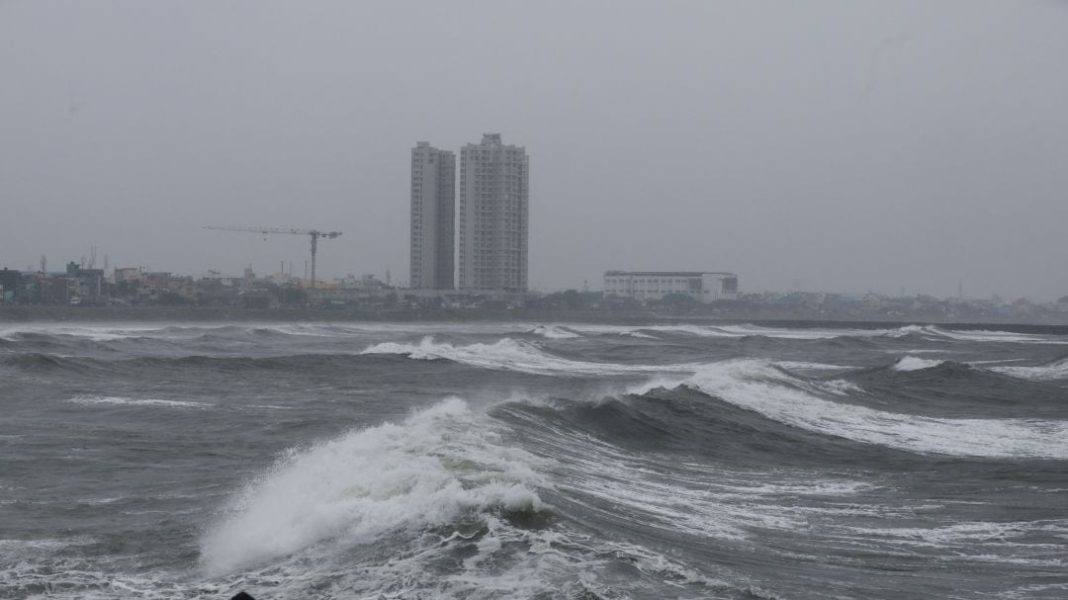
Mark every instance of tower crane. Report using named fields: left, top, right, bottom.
left=204, top=226, right=343, bottom=288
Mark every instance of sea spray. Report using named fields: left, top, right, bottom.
left=200, top=398, right=546, bottom=574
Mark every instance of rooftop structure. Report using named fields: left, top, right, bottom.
left=604, top=270, right=739, bottom=303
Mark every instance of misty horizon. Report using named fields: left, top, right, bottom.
left=5, top=5, right=1068, bottom=598
left=2, top=1, right=1066, bottom=300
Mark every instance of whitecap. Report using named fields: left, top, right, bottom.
left=360, top=336, right=689, bottom=377
left=67, top=396, right=212, bottom=409
left=990, top=359, right=1068, bottom=381
left=200, top=397, right=547, bottom=575
left=776, top=361, right=851, bottom=371
left=528, top=324, right=581, bottom=339
left=680, top=360, right=1068, bottom=459
left=893, top=356, right=946, bottom=371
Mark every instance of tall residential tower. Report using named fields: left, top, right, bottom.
left=409, top=142, right=455, bottom=289
left=457, top=133, right=529, bottom=291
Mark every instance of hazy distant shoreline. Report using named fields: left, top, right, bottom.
left=2, top=305, right=1067, bottom=331
left=0, top=305, right=650, bottom=324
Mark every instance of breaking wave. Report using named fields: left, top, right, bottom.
left=359, top=336, right=689, bottom=376
left=572, top=323, right=893, bottom=340
left=527, top=324, right=581, bottom=339
left=888, top=325, right=1068, bottom=344
left=992, top=357, right=1068, bottom=381
left=9, top=319, right=1068, bottom=599
left=886, top=353, right=1068, bottom=381
left=672, top=360, right=1068, bottom=459
left=893, top=356, right=947, bottom=371
left=200, top=398, right=546, bottom=575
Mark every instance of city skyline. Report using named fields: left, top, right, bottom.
left=1, top=2, right=1067, bottom=300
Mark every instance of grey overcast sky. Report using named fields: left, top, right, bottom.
left=2, top=1, right=1066, bottom=299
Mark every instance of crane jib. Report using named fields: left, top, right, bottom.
left=203, top=226, right=343, bottom=289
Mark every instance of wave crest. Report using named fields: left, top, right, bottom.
left=893, top=356, right=947, bottom=371
left=992, top=357, right=1068, bottom=381
left=360, top=336, right=684, bottom=376
left=200, top=398, right=546, bottom=575
left=676, top=360, right=1068, bottom=459
left=527, top=324, right=581, bottom=339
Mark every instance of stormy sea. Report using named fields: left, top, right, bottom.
left=2, top=321, right=1068, bottom=599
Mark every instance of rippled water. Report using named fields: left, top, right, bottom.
left=2, top=321, right=1068, bottom=599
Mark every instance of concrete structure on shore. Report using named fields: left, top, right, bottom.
left=0, top=268, right=22, bottom=305
left=604, top=271, right=739, bottom=303
left=409, top=142, right=456, bottom=290
left=457, top=133, right=529, bottom=292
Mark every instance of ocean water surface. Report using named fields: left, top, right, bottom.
left=2, top=321, right=1068, bottom=599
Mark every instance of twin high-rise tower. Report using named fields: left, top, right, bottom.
left=409, top=142, right=455, bottom=289
left=409, top=134, right=529, bottom=292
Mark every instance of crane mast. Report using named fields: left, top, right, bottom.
left=204, top=226, right=343, bottom=288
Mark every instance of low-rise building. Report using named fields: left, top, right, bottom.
left=66, top=263, right=106, bottom=305
left=604, top=271, right=738, bottom=303
left=141, top=272, right=195, bottom=302
left=37, top=274, right=74, bottom=305
left=0, top=268, right=21, bottom=304
left=113, top=267, right=144, bottom=284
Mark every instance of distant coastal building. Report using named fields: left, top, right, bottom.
left=409, top=142, right=456, bottom=290
left=603, top=271, right=739, bottom=303
left=0, top=268, right=21, bottom=304
left=457, top=133, right=529, bottom=292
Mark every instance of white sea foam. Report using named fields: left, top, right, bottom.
left=0, top=537, right=89, bottom=553
left=822, top=379, right=865, bottom=396
left=67, top=396, right=212, bottom=409
left=528, top=324, right=581, bottom=339
left=573, top=323, right=902, bottom=340
left=883, top=324, right=928, bottom=338
left=893, top=325, right=1068, bottom=345
left=819, top=518, right=1068, bottom=572
left=559, top=324, right=659, bottom=338
left=250, top=324, right=344, bottom=337
left=715, top=324, right=877, bottom=339
left=203, top=513, right=733, bottom=600
left=621, top=375, right=694, bottom=396
left=934, top=328, right=1065, bottom=344
left=200, top=398, right=546, bottom=575
left=991, top=358, right=1068, bottom=381
left=562, top=324, right=699, bottom=338
left=621, top=330, right=658, bottom=339
left=967, top=358, right=1028, bottom=366
left=360, top=336, right=688, bottom=376
left=893, top=356, right=946, bottom=371
left=842, top=519, right=1068, bottom=552
left=678, top=360, right=1068, bottom=458
left=0, top=325, right=164, bottom=342
left=551, top=429, right=877, bottom=545
left=776, top=361, right=850, bottom=371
